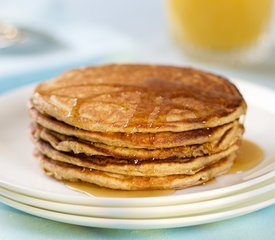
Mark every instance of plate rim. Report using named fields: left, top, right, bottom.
left=0, top=178, right=275, bottom=219
left=0, top=191, right=274, bottom=229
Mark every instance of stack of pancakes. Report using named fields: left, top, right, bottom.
left=29, top=64, right=246, bottom=190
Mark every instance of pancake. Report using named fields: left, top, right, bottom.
left=31, top=64, right=246, bottom=133
left=29, top=108, right=242, bottom=149
left=34, top=138, right=240, bottom=176
left=32, top=123, right=243, bottom=160
left=38, top=153, right=235, bottom=190
left=29, top=64, right=247, bottom=190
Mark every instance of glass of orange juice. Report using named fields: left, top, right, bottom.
left=167, top=0, right=273, bottom=64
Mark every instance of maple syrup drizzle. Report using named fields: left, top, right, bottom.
left=37, top=77, right=243, bottom=132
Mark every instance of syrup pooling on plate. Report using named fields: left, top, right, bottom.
left=230, top=139, right=264, bottom=173
left=65, top=181, right=175, bottom=198
left=36, top=74, right=244, bottom=132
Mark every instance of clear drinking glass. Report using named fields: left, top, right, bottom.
left=167, top=0, right=274, bottom=65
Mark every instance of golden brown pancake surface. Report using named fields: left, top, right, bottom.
left=31, top=64, right=246, bottom=133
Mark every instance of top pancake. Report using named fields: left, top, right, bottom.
left=31, top=64, right=246, bottom=133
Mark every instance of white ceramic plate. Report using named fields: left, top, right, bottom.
left=0, top=190, right=274, bottom=229
left=1, top=177, right=275, bottom=219
left=0, top=79, right=275, bottom=207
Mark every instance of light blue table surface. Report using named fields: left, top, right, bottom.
left=1, top=59, right=275, bottom=240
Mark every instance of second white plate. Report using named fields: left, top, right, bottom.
left=0, top=191, right=274, bottom=229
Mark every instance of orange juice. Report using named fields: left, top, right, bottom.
left=168, top=0, right=273, bottom=51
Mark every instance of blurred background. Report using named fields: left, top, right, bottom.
left=0, top=0, right=274, bottom=91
